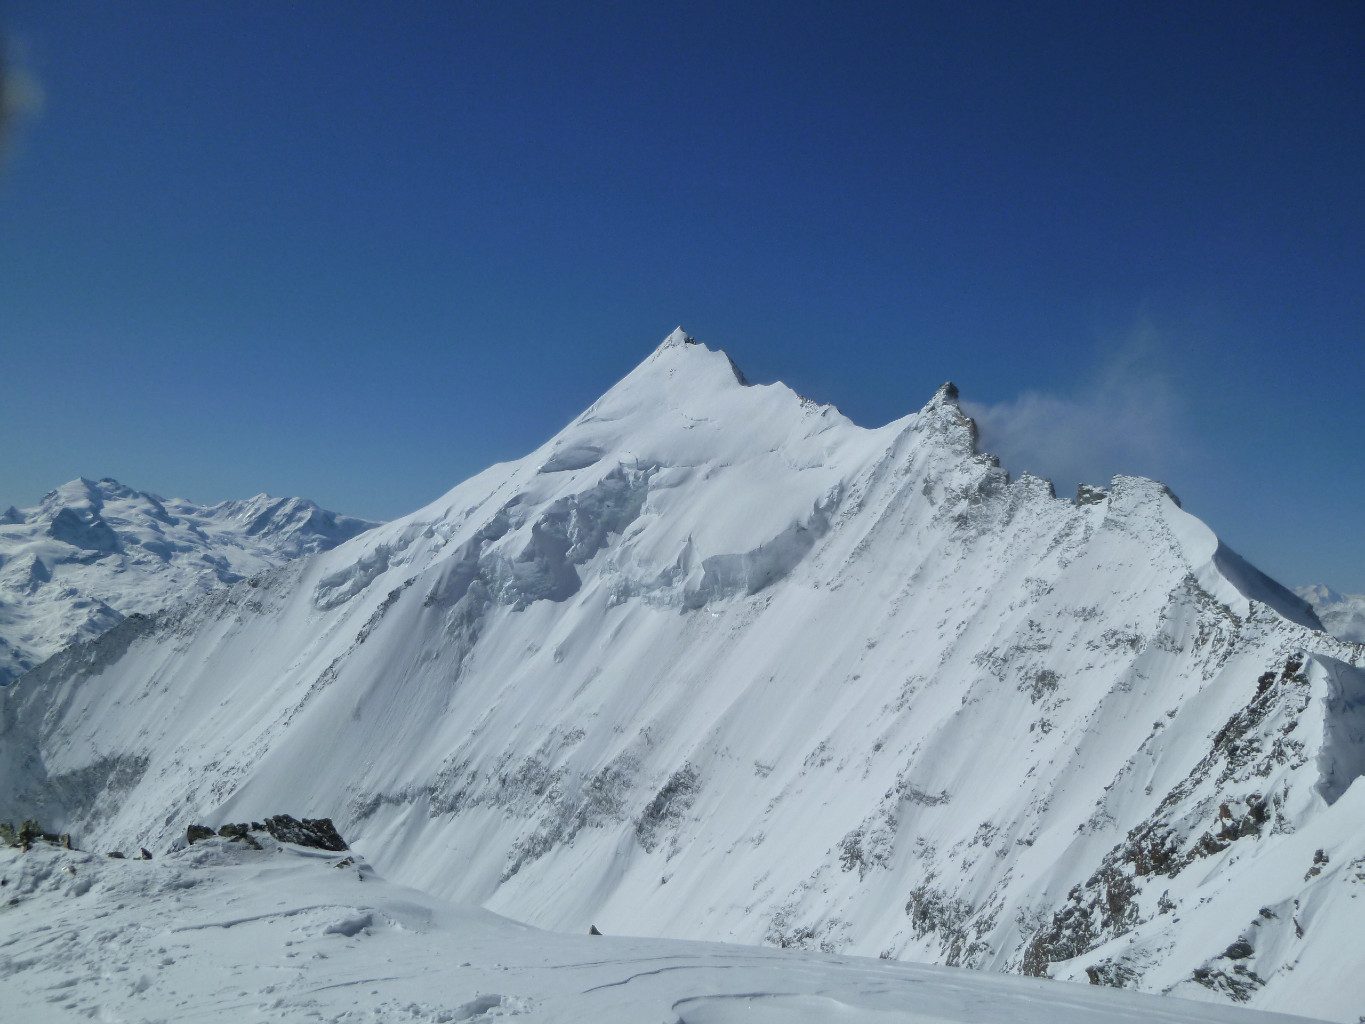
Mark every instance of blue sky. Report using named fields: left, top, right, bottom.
left=2, top=2, right=1362, bottom=591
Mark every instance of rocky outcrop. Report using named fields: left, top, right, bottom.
left=1, top=818, right=72, bottom=851
left=185, top=815, right=348, bottom=852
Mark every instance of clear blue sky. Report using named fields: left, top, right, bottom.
left=2, top=2, right=1362, bottom=591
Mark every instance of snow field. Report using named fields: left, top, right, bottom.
left=0, top=837, right=1331, bottom=1024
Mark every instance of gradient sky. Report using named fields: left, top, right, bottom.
left=2, top=2, right=1362, bottom=591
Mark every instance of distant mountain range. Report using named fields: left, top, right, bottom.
left=3, top=331, right=1362, bottom=1021
left=0, top=477, right=377, bottom=684
left=1296, top=584, right=1365, bottom=644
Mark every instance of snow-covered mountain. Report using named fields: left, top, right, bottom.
left=4, top=330, right=1363, bottom=1021
left=0, top=477, right=377, bottom=683
left=1296, top=585, right=1365, bottom=644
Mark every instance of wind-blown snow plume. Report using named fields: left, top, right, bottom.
left=962, top=326, right=1187, bottom=497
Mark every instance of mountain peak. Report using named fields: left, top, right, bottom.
left=929, top=381, right=960, bottom=407
left=656, top=326, right=695, bottom=351
left=913, top=380, right=982, bottom=459
left=621, top=329, right=749, bottom=392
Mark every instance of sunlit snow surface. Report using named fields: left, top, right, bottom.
left=0, top=837, right=1328, bottom=1024
left=4, top=331, right=1365, bottom=1021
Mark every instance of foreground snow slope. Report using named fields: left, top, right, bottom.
left=0, top=477, right=376, bottom=683
left=4, top=330, right=1363, bottom=1019
left=0, top=836, right=1331, bottom=1024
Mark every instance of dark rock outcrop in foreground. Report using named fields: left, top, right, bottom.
left=0, top=819, right=72, bottom=852
left=186, top=815, right=348, bottom=852
left=4, top=814, right=348, bottom=858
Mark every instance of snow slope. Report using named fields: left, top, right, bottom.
left=0, top=477, right=377, bottom=683
left=1297, top=585, right=1365, bottom=643
left=3, top=330, right=1363, bottom=1020
left=0, top=834, right=1331, bottom=1024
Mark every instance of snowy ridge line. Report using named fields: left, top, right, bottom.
left=2, top=329, right=1363, bottom=1021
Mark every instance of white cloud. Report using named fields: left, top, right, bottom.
left=960, top=324, right=1189, bottom=498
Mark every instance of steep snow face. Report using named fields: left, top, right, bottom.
left=1297, top=585, right=1365, bottom=643
left=3, top=331, right=1363, bottom=1021
left=0, top=477, right=376, bottom=683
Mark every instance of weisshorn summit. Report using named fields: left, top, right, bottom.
left=3, top=330, right=1362, bottom=1020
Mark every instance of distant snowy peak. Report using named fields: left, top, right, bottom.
left=0, top=477, right=377, bottom=683
left=1297, top=585, right=1365, bottom=643
left=191, top=492, right=376, bottom=558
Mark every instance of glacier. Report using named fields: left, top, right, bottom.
left=2, top=329, right=1362, bottom=1021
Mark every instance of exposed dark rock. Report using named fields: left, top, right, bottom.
left=635, top=762, right=699, bottom=854
left=905, top=883, right=995, bottom=968
left=139, top=847, right=152, bottom=860
left=106, top=851, right=125, bottom=859
left=1224, top=938, right=1255, bottom=960
left=1305, top=848, right=1329, bottom=881
left=262, top=814, right=348, bottom=851
left=1075, top=484, right=1110, bottom=506
left=1192, top=963, right=1265, bottom=1003
left=1023, top=865, right=1139, bottom=977
left=1024, top=656, right=1314, bottom=980
left=4, top=818, right=70, bottom=851
left=1085, top=959, right=1141, bottom=987
left=185, top=815, right=346, bottom=850
left=588, top=924, right=602, bottom=936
